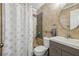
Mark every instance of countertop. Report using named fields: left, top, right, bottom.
left=46, top=36, right=79, bottom=50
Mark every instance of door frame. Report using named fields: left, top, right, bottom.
left=36, top=12, right=43, bottom=39
left=0, top=3, right=3, bottom=56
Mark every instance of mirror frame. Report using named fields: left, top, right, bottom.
left=59, top=3, right=79, bottom=31
left=58, top=8, right=70, bottom=31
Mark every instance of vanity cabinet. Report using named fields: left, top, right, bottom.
left=49, top=41, right=79, bottom=56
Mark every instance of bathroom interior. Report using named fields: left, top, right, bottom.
left=0, top=3, right=79, bottom=56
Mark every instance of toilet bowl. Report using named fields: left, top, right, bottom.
left=34, top=45, right=48, bottom=56
left=33, top=37, right=49, bottom=56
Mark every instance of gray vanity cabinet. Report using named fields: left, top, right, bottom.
left=49, top=41, right=79, bottom=56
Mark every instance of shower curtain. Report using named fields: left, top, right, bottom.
left=2, top=3, right=33, bottom=56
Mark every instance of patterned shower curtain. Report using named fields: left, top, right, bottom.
left=2, top=3, right=33, bottom=56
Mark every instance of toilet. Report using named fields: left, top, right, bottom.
left=34, top=37, right=49, bottom=56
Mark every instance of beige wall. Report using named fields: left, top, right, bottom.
left=37, top=3, right=65, bottom=37
left=58, top=4, right=79, bottom=39
left=37, top=3, right=79, bottom=39
left=37, top=4, right=58, bottom=37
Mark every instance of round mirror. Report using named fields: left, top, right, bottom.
left=59, top=4, right=79, bottom=30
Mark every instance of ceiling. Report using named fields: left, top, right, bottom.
left=31, top=3, right=44, bottom=10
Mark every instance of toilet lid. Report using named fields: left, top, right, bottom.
left=34, top=46, right=47, bottom=52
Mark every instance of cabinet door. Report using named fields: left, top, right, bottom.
left=49, top=47, right=57, bottom=56
left=61, top=43, right=79, bottom=56
left=49, top=47, right=61, bottom=56
left=56, top=48, right=61, bottom=56
left=49, top=41, right=61, bottom=56
left=62, top=51, right=73, bottom=56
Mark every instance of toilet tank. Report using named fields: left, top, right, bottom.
left=43, top=37, right=49, bottom=48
